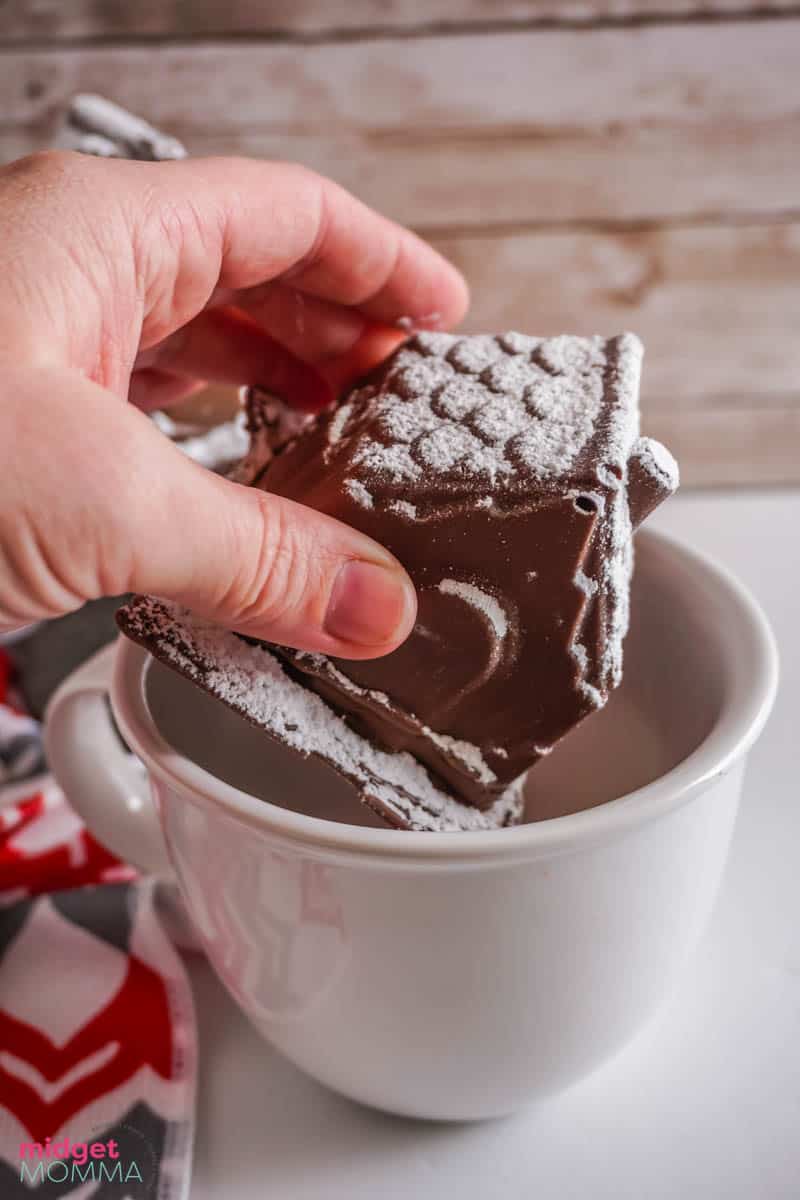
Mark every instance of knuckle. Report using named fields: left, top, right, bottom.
left=273, top=163, right=332, bottom=276
left=19, top=148, right=87, bottom=190
left=282, top=160, right=323, bottom=193
left=136, top=186, right=222, bottom=343
left=1, top=150, right=91, bottom=218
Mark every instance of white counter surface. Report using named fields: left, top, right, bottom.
left=188, top=490, right=800, bottom=1200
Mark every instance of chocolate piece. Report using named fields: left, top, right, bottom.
left=627, top=435, right=681, bottom=528
left=118, top=331, right=678, bottom=827
left=117, top=596, right=524, bottom=832
left=256, top=332, right=678, bottom=808
left=227, top=386, right=314, bottom=486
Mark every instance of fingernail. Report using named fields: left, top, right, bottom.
left=325, top=560, right=416, bottom=648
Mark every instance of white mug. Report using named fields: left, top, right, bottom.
left=44, top=531, right=777, bottom=1120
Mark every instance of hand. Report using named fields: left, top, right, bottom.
left=0, top=151, right=468, bottom=655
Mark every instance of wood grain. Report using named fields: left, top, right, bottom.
left=153, top=222, right=800, bottom=487
left=436, top=222, right=799, bottom=399
left=429, top=221, right=800, bottom=485
left=5, top=123, right=797, bottom=233
left=3, top=22, right=799, bottom=231
left=645, top=405, right=800, bottom=487
left=3, top=0, right=799, bottom=42
left=1, top=11, right=798, bottom=484
left=151, top=222, right=800, bottom=487
left=5, top=23, right=798, bottom=132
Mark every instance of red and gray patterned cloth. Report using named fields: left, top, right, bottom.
left=0, top=646, right=196, bottom=1198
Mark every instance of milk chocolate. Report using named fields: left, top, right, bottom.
left=117, top=594, right=525, bottom=832
left=118, top=331, right=678, bottom=827
left=254, top=332, right=678, bottom=808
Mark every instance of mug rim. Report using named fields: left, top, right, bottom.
left=111, top=529, right=778, bottom=866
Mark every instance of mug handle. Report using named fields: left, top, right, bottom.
left=44, top=641, right=174, bottom=878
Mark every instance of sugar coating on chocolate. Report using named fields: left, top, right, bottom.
left=118, top=332, right=677, bottom=822
left=437, top=579, right=508, bottom=640
left=327, top=402, right=353, bottom=449
left=254, top=331, right=676, bottom=810
left=328, top=331, right=638, bottom=496
left=117, top=596, right=524, bottom=833
left=314, top=332, right=643, bottom=706
left=631, top=435, right=680, bottom=492
left=294, top=649, right=499, bottom=786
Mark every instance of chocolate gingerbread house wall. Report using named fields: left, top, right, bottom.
left=2, top=0, right=798, bottom=486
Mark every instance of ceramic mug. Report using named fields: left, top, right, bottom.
left=44, top=530, right=777, bottom=1120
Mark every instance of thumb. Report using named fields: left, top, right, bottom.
left=6, top=368, right=417, bottom=659
left=142, top=469, right=419, bottom=659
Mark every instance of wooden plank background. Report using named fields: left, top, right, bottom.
left=2, top=2, right=799, bottom=485
left=2, top=1, right=798, bottom=40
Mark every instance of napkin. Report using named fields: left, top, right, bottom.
left=0, top=646, right=196, bottom=1198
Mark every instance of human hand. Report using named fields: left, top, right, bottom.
left=0, top=151, right=468, bottom=655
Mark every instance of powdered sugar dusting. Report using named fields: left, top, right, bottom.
left=326, top=330, right=647, bottom=724
left=434, top=378, right=485, bottom=421
left=590, top=334, right=643, bottom=692
left=353, top=440, right=420, bottom=483
left=572, top=490, right=606, bottom=515
left=327, top=403, right=352, bottom=448
left=437, top=579, right=508, bottom=640
left=389, top=500, right=417, bottom=519
left=376, top=395, right=435, bottom=443
left=538, top=334, right=605, bottom=375
left=336, top=332, right=630, bottom=497
left=345, top=479, right=373, bottom=508
left=498, top=331, right=540, bottom=356
left=448, top=335, right=505, bottom=375
left=596, top=464, right=622, bottom=490
left=120, top=598, right=523, bottom=833
left=387, top=357, right=455, bottom=398
left=295, top=651, right=497, bottom=786
left=470, top=394, right=529, bottom=443
left=424, top=728, right=497, bottom=784
left=632, top=435, right=680, bottom=491
left=568, top=641, right=603, bottom=709
left=415, top=330, right=457, bottom=355
left=296, top=652, right=391, bottom=709
left=417, top=425, right=483, bottom=471
left=574, top=570, right=598, bottom=598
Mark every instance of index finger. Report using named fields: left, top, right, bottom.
left=129, top=156, right=469, bottom=344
